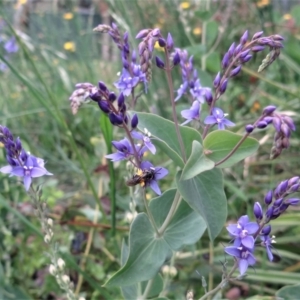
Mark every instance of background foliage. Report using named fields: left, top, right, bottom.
left=0, top=0, right=300, bottom=299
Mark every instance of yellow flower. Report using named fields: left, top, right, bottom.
left=63, top=12, right=74, bottom=20
left=256, top=0, right=270, bottom=8
left=193, top=27, right=202, bottom=36
left=283, top=13, right=292, bottom=21
left=64, top=42, right=76, bottom=52
left=180, top=1, right=190, bottom=9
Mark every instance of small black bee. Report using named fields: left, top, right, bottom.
left=126, top=167, right=157, bottom=187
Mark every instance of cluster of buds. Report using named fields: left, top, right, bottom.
left=245, top=105, right=296, bottom=158
left=213, top=31, right=284, bottom=101
left=225, top=177, right=300, bottom=276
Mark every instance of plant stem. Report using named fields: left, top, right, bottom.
left=143, top=189, right=159, bottom=235
left=158, top=190, right=182, bottom=235
left=139, top=278, right=154, bottom=300
left=164, top=49, right=187, bottom=162
left=208, top=241, right=214, bottom=295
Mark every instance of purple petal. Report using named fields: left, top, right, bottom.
left=154, top=167, right=168, bottom=180
left=238, top=215, right=250, bottom=226
left=31, top=167, right=48, bottom=178
left=131, top=131, right=144, bottom=140
left=224, top=246, right=240, bottom=258
left=204, top=115, right=217, bottom=125
left=144, top=138, right=156, bottom=154
left=140, top=161, right=153, bottom=169
left=266, top=246, right=274, bottom=261
left=23, top=175, right=32, bottom=191
left=247, top=252, right=256, bottom=265
left=11, top=166, right=25, bottom=177
left=212, top=107, right=224, bottom=118
left=239, top=259, right=249, bottom=275
left=241, top=236, right=254, bottom=249
left=223, top=118, right=235, bottom=127
left=244, top=222, right=259, bottom=234
left=0, top=165, right=13, bottom=174
left=105, top=152, right=126, bottom=162
left=233, top=238, right=242, bottom=247
left=149, top=180, right=161, bottom=195
left=226, top=224, right=239, bottom=236
left=217, top=123, right=225, bottom=130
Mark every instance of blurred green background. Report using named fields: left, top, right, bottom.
left=0, top=0, right=300, bottom=299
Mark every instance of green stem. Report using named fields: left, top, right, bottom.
left=143, top=190, right=159, bottom=235
left=158, top=191, right=182, bottom=235
left=139, top=278, right=154, bottom=300
left=164, top=49, right=187, bottom=162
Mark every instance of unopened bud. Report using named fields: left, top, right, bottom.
left=44, top=234, right=52, bottom=244
left=47, top=218, right=53, bottom=227
left=49, top=264, right=57, bottom=276
left=62, top=275, right=70, bottom=285
left=57, top=258, right=65, bottom=270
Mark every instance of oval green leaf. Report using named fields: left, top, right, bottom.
left=276, top=284, right=300, bottom=299
left=203, top=130, right=259, bottom=168
left=176, top=169, right=227, bottom=241
left=181, top=140, right=215, bottom=181
left=129, top=111, right=202, bottom=167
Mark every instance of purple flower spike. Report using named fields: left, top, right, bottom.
left=204, top=107, right=235, bottom=130
left=253, top=202, right=263, bottom=220
left=240, top=30, right=249, bottom=45
left=226, top=215, right=259, bottom=249
left=225, top=246, right=256, bottom=276
left=140, top=161, right=168, bottom=195
left=245, top=124, right=254, bottom=133
left=181, top=101, right=200, bottom=125
left=155, top=56, right=165, bottom=69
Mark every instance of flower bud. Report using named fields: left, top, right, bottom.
left=228, top=42, right=235, bottom=58
left=230, top=65, right=241, bottom=77
left=108, top=92, right=117, bottom=102
left=62, top=275, right=70, bottom=285
left=240, top=30, right=249, bottom=45
left=166, top=33, right=174, bottom=50
left=245, top=124, right=254, bottom=133
left=222, top=52, right=230, bottom=69
left=253, top=202, right=263, bottom=220
left=257, top=121, right=268, bottom=129
left=173, top=51, right=181, bottom=66
left=109, top=113, right=124, bottom=125
left=117, top=93, right=125, bottom=108
left=251, top=45, right=265, bottom=52
left=158, top=37, right=166, bottom=48
left=240, top=54, right=252, bottom=63
left=47, top=218, right=53, bottom=227
left=285, top=198, right=300, bottom=206
left=98, top=81, right=107, bottom=91
left=131, top=114, right=139, bottom=129
left=261, top=224, right=271, bottom=235
left=98, top=101, right=110, bottom=113
left=213, top=72, right=221, bottom=88
left=49, top=264, right=57, bottom=276
left=264, top=190, right=273, bottom=205
left=252, top=31, right=264, bottom=40
left=219, top=79, right=228, bottom=94
left=283, top=116, right=296, bottom=131
left=155, top=56, right=165, bottom=69
left=57, top=258, right=65, bottom=270
left=44, top=234, right=52, bottom=244
left=273, top=197, right=283, bottom=207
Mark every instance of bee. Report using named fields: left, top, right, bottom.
left=126, top=167, right=157, bottom=187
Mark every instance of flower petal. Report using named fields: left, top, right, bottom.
left=105, top=152, right=126, bottom=161
left=154, top=167, right=168, bottom=180
left=204, top=115, right=217, bottom=125
left=241, top=235, right=254, bottom=249
left=11, top=166, right=25, bottom=177
left=0, top=165, right=13, bottom=174
left=224, top=246, right=240, bottom=258
left=149, top=180, right=161, bottom=195
left=239, top=259, right=249, bottom=275
left=140, top=161, right=153, bottom=169
left=23, top=175, right=32, bottom=191
left=31, top=167, right=48, bottom=178
left=244, top=222, right=259, bottom=234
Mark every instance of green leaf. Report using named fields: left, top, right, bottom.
left=206, top=21, right=218, bottom=47
left=130, top=112, right=202, bottom=167
left=105, top=213, right=171, bottom=287
left=276, top=284, right=300, bottom=299
left=194, top=10, right=213, bottom=21
left=181, top=140, right=215, bottom=181
left=106, top=189, right=206, bottom=287
left=176, top=169, right=227, bottom=241
left=203, top=130, right=259, bottom=168
left=150, top=189, right=206, bottom=250
left=206, top=52, right=221, bottom=73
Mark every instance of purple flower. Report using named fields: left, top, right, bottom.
left=114, top=69, right=139, bottom=96
left=131, top=130, right=156, bottom=154
left=140, top=161, right=168, bottom=195
left=204, top=107, right=235, bottom=130
left=4, top=37, right=18, bottom=54
left=227, top=215, right=259, bottom=249
left=105, top=138, right=135, bottom=161
left=260, top=234, right=275, bottom=261
left=225, top=246, right=256, bottom=275
left=0, top=155, right=52, bottom=191
left=181, top=101, right=200, bottom=125
left=189, top=79, right=206, bottom=102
